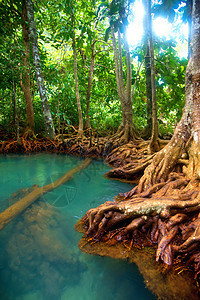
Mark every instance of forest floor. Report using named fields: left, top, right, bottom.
left=1, top=131, right=200, bottom=299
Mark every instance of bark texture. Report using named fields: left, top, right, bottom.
left=145, top=0, right=159, bottom=153
left=70, top=7, right=84, bottom=138
left=25, top=0, right=55, bottom=139
left=85, top=40, right=96, bottom=130
left=22, top=0, right=35, bottom=131
left=142, top=0, right=152, bottom=138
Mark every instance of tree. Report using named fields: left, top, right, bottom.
left=142, top=0, right=152, bottom=139
left=85, top=39, right=96, bottom=130
left=146, top=0, right=159, bottom=153
left=21, top=0, right=34, bottom=131
left=70, top=1, right=84, bottom=137
left=109, top=0, right=141, bottom=143
left=77, top=0, right=200, bottom=275
left=25, top=0, right=55, bottom=138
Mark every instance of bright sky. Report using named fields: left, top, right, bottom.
left=126, top=0, right=188, bottom=58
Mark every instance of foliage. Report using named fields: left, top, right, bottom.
left=0, top=0, right=189, bottom=138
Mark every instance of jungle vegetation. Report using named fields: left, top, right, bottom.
left=0, top=0, right=188, bottom=140
left=2, top=0, right=200, bottom=292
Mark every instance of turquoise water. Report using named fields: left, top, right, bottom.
left=0, top=154, right=155, bottom=300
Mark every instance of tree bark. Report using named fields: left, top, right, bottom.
left=70, top=7, right=84, bottom=138
left=111, top=27, right=138, bottom=143
left=142, top=0, right=152, bottom=138
left=22, top=0, right=34, bottom=131
left=25, top=0, right=55, bottom=139
left=146, top=0, right=159, bottom=153
left=85, top=40, right=96, bottom=130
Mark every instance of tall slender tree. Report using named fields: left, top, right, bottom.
left=109, top=0, right=139, bottom=143
left=142, top=0, right=152, bottom=139
left=21, top=0, right=34, bottom=131
left=85, top=39, right=96, bottom=130
left=146, top=0, right=159, bottom=153
left=70, top=1, right=84, bottom=137
left=25, top=0, right=55, bottom=138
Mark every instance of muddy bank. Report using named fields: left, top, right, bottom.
left=76, top=229, right=199, bottom=300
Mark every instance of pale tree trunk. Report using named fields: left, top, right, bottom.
left=25, top=0, right=55, bottom=139
left=111, top=27, right=138, bottom=143
left=85, top=40, right=96, bottom=130
left=142, top=0, right=152, bottom=138
left=70, top=10, right=84, bottom=138
left=146, top=0, right=159, bottom=153
left=187, top=0, right=192, bottom=59
left=22, top=0, right=34, bottom=131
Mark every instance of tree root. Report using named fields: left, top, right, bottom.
left=110, top=124, right=140, bottom=145
left=0, top=134, right=111, bottom=157
left=104, top=139, right=171, bottom=183
left=76, top=176, right=200, bottom=283
left=105, top=154, right=155, bottom=182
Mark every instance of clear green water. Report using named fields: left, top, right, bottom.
left=0, top=154, right=155, bottom=300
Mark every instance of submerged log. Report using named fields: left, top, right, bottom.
left=0, top=158, right=91, bottom=231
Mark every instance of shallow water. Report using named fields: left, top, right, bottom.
left=0, top=153, right=155, bottom=300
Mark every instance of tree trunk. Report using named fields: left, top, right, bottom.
left=146, top=0, right=159, bottom=153
left=11, top=74, right=17, bottom=128
left=25, top=0, right=55, bottom=139
left=142, top=0, right=152, bottom=138
left=70, top=8, right=84, bottom=138
left=85, top=40, right=96, bottom=130
left=22, top=0, right=34, bottom=131
left=110, top=27, right=138, bottom=143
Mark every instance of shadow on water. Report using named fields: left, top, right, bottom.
left=0, top=154, right=155, bottom=300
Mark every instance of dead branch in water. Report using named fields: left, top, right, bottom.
left=0, top=158, right=91, bottom=231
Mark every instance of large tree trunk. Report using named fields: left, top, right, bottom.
left=25, top=0, right=55, bottom=139
left=22, top=0, right=34, bottom=131
left=76, top=0, right=200, bottom=280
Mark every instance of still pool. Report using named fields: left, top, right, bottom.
left=0, top=154, right=155, bottom=300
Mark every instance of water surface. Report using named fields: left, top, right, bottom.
left=0, top=154, right=155, bottom=300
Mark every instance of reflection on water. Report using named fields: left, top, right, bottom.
left=0, top=154, right=155, bottom=300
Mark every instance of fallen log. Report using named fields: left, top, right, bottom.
left=0, top=158, right=91, bottom=231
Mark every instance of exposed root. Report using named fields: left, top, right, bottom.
left=76, top=176, right=200, bottom=283
left=105, top=154, right=155, bottom=182
left=110, top=124, right=140, bottom=145
left=0, top=132, right=111, bottom=158
left=137, top=138, right=187, bottom=192
left=105, top=139, right=170, bottom=182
